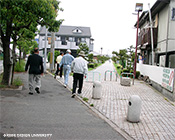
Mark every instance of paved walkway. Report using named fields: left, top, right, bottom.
left=57, top=60, right=175, bottom=140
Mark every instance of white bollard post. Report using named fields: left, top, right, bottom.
left=127, top=95, right=142, bottom=123
left=92, top=81, right=102, bottom=99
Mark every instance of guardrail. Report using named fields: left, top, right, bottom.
left=104, top=70, right=118, bottom=81
left=121, top=72, right=135, bottom=85
left=86, top=71, right=101, bottom=82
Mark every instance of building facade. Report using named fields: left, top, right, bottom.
left=136, top=0, right=175, bottom=101
left=136, top=0, right=175, bottom=68
left=38, top=25, right=94, bottom=57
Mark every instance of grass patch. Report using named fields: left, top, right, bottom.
left=113, top=63, right=122, bottom=75
left=164, top=97, right=175, bottom=106
left=90, top=104, right=94, bottom=107
left=0, top=73, right=23, bottom=88
left=13, top=77, right=23, bottom=86
left=83, top=97, right=89, bottom=102
left=14, top=60, right=25, bottom=72
left=88, top=63, right=102, bottom=71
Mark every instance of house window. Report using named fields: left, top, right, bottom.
left=73, top=28, right=82, bottom=34
left=61, top=36, right=68, bottom=45
left=172, top=8, right=175, bottom=20
left=75, top=37, right=81, bottom=46
left=81, top=38, right=85, bottom=42
left=169, top=53, right=175, bottom=68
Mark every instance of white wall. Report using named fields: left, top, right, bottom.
left=137, top=63, right=175, bottom=92
left=137, top=63, right=163, bottom=84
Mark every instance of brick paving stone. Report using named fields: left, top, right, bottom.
left=59, top=60, right=175, bottom=140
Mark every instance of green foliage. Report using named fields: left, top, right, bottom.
left=112, top=49, right=128, bottom=68
left=77, top=43, right=89, bottom=56
left=17, top=28, right=39, bottom=57
left=113, top=63, right=121, bottom=75
left=0, top=74, right=22, bottom=87
left=126, top=45, right=135, bottom=71
left=129, top=70, right=140, bottom=79
left=14, top=60, right=25, bottom=72
left=29, top=42, right=39, bottom=54
left=88, top=63, right=95, bottom=68
left=48, top=50, right=60, bottom=63
left=90, top=104, right=94, bottom=107
left=88, top=63, right=101, bottom=71
left=0, top=53, right=3, bottom=60
left=83, top=97, right=89, bottom=102
left=121, top=68, right=130, bottom=77
left=55, top=51, right=60, bottom=59
left=13, top=77, right=23, bottom=86
left=88, top=54, right=93, bottom=62
left=1, top=0, right=63, bottom=85
left=97, top=55, right=109, bottom=63
left=111, top=56, right=118, bottom=64
left=136, top=71, right=140, bottom=79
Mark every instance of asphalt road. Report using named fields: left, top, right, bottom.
left=0, top=72, right=126, bottom=140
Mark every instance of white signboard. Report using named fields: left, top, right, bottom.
left=162, top=68, right=175, bottom=92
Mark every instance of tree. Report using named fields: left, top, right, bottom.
left=77, top=43, right=89, bottom=56
left=112, top=49, right=128, bottom=68
left=0, top=0, right=63, bottom=85
left=97, top=55, right=109, bottom=63
left=17, top=26, right=38, bottom=59
left=88, top=53, right=93, bottom=63
left=126, top=45, right=135, bottom=71
left=48, top=50, right=60, bottom=63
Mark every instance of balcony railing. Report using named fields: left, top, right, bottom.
left=138, top=27, right=158, bottom=47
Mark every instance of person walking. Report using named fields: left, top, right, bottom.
left=71, top=51, right=88, bottom=98
left=25, top=48, right=44, bottom=95
left=59, top=49, right=74, bottom=88
left=54, top=52, right=64, bottom=79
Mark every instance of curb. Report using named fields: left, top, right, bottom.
left=0, top=85, right=23, bottom=91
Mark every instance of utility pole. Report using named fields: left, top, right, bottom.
left=44, top=27, right=47, bottom=73
left=133, top=3, right=143, bottom=79
left=148, top=3, right=155, bottom=65
left=50, top=32, right=55, bottom=73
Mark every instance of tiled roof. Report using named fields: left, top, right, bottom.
left=40, top=25, right=91, bottom=37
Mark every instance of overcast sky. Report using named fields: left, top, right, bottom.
left=58, top=0, right=157, bottom=55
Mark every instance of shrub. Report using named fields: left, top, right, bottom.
left=13, top=77, right=23, bottom=86
left=117, top=66, right=121, bottom=69
left=48, top=50, right=60, bottom=63
left=136, top=71, right=140, bottom=79
left=121, top=68, right=130, bottom=77
left=94, top=63, right=98, bottom=67
left=14, top=60, right=25, bottom=72
left=129, top=70, right=140, bottom=79
left=88, top=63, right=95, bottom=68
left=0, top=53, right=3, bottom=60
left=130, top=70, right=134, bottom=78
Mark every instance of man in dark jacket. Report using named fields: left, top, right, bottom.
left=25, top=48, right=44, bottom=95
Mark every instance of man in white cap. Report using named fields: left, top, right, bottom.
left=71, top=51, right=88, bottom=98
left=59, top=49, right=74, bottom=87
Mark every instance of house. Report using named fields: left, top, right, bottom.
left=135, top=0, right=175, bottom=101
left=38, top=25, right=94, bottom=57
left=136, top=0, right=175, bottom=68
left=89, top=51, right=101, bottom=60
